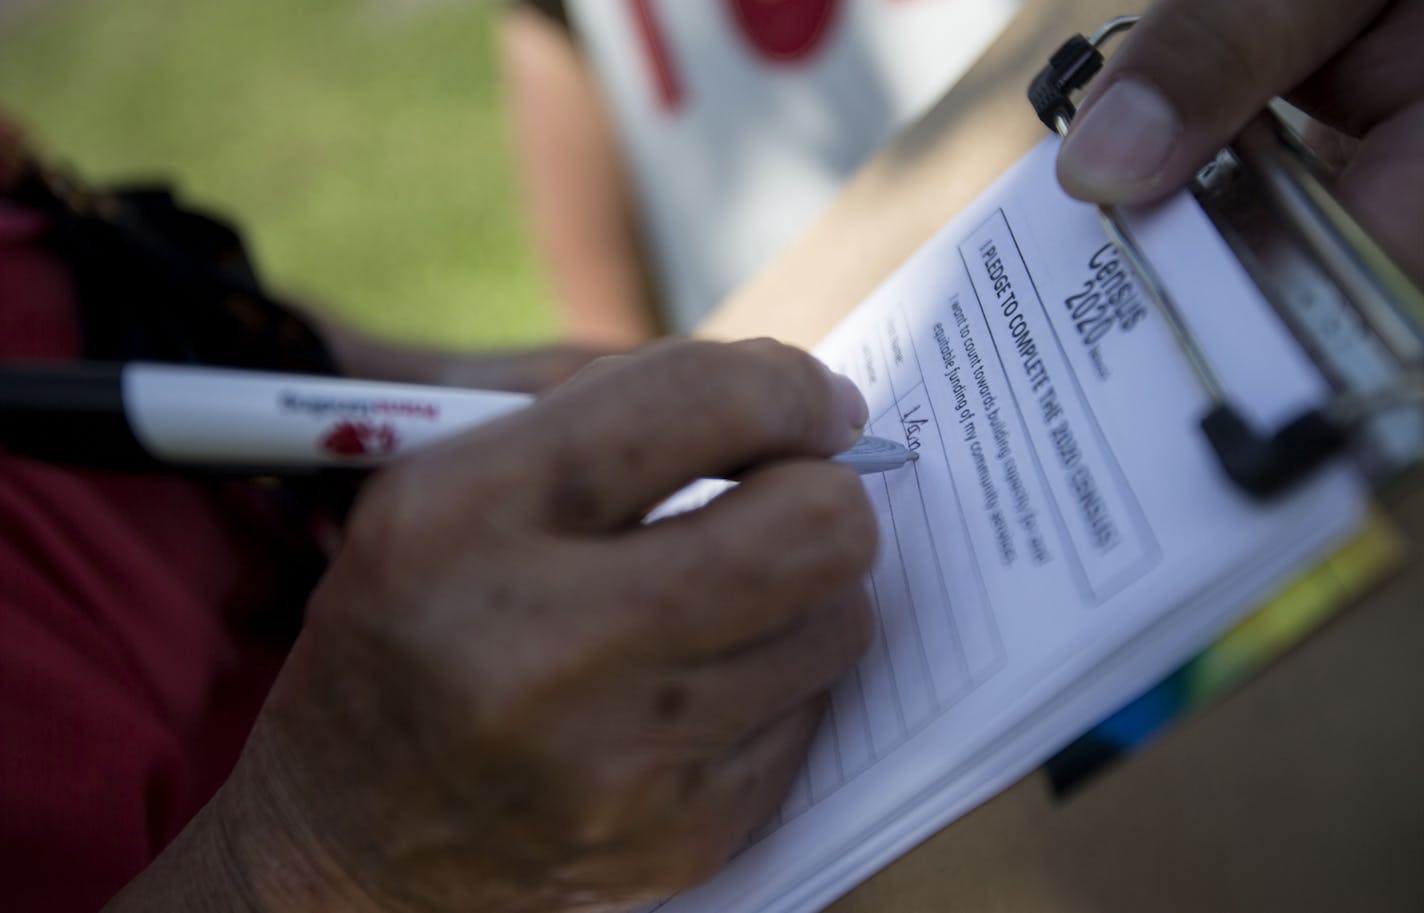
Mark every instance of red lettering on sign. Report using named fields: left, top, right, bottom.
left=629, top=0, right=847, bottom=112
left=630, top=0, right=682, bottom=111
left=728, top=0, right=840, bottom=63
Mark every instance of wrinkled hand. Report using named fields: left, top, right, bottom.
left=219, top=338, right=878, bottom=913
left=1057, top=0, right=1424, bottom=283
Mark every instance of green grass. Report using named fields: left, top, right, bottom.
left=0, top=0, right=558, bottom=348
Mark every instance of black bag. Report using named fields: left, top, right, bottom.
left=5, top=154, right=339, bottom=373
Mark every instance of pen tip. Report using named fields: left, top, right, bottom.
left=907, top=451, right=919, bottom=463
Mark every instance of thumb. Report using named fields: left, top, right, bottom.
left=1055, top=0, right=1390, bottom=204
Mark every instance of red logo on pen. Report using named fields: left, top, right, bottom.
left=320, top=420, right=399, bottom=458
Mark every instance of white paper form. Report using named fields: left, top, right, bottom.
left=658, top=138, right=1365, bottom=913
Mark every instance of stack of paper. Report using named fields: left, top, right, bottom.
left=656, top=138, right=1365, bottom=913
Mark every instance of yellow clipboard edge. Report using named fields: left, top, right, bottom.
left=1186, top=505, right=1406, bottom=701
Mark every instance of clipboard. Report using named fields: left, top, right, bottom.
left=699, top=3, right=1424, bottom=906
left=1027, top=14, right=1421, bottom=796
left=1030, top=15, right=1424, bottom=498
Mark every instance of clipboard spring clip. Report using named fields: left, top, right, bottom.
left=1029, top=17, right=1424, bottom=498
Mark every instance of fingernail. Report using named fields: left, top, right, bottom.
left=1058, top=77, right=1180, bottom=199
left=830, top=371, right=868, bottom=440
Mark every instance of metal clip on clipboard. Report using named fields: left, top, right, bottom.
left=1029, top=15, right=1424, bottom=498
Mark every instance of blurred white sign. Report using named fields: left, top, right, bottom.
left=568, top=0, right=1023, bottom=330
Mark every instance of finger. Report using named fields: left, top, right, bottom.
left=1333, top=101, right=1424, bottom=283
left=1286, top=0, right=1424, bottom=284
left=554, top=349, right=641, bottom=389
left=1290, top=0, right=1424, bottom=137
left=660, top=586, right=872, bottom=741
left=620, top=460, right=877, bottom=656
left=443, top=345, right=623, bottom=393
left=1056, top=0, right=1391, bottom=204
left=506, top=337, right=870, bottom=531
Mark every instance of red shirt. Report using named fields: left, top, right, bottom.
left=0, top=202, right=296, bottom=911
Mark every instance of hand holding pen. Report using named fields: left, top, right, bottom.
left=99, top=337, right=881, bottom=912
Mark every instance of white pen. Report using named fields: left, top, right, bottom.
left=0, top=361, right=918, bottom=475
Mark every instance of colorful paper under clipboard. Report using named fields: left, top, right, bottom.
left=1045, top=509, right=1405, bottom=795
